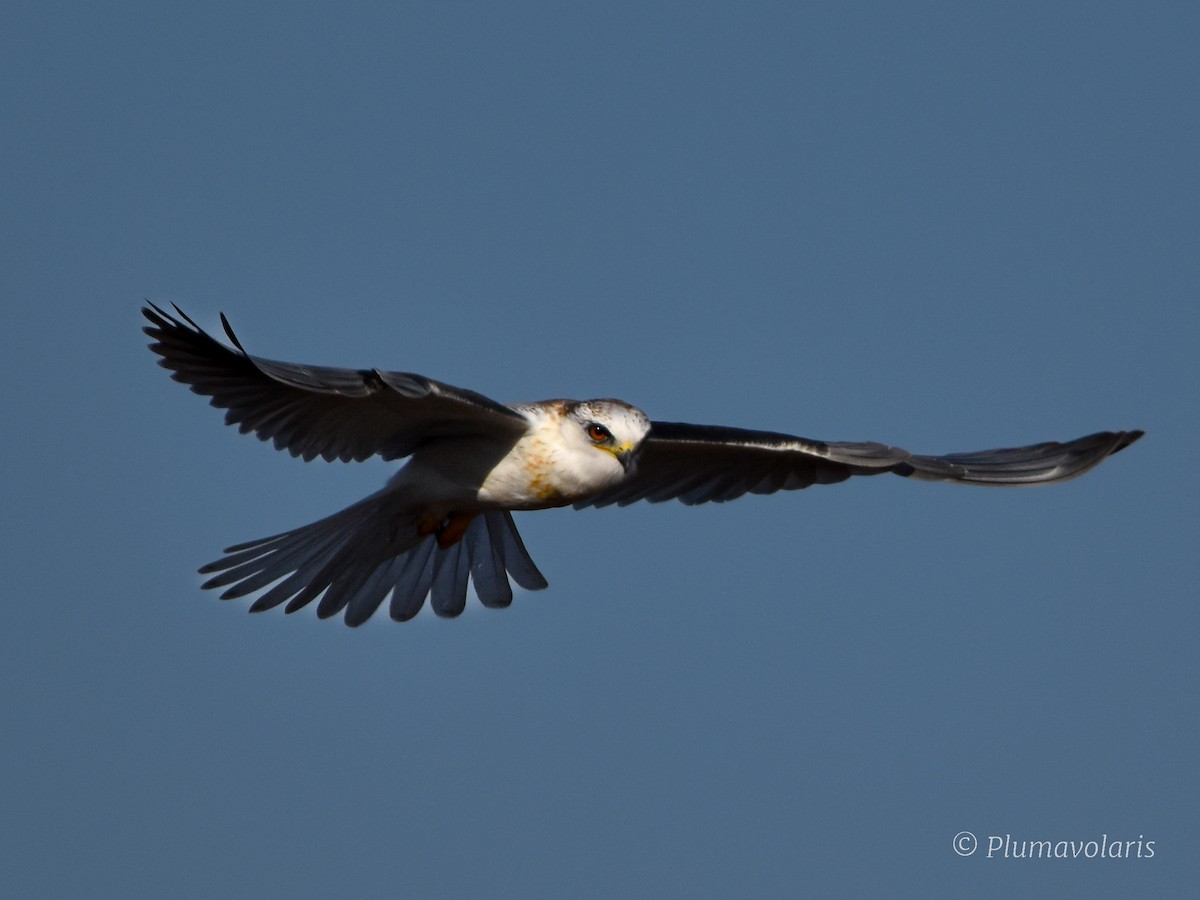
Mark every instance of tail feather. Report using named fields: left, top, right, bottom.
left=467, top=514, right=515, bottom=608
left=197, top=495, right=548, bottom=626
left=491, top=511, right=551, bottom=591
left=388, top=539, right=438, bottom=622
left=314, top=550, right=386, bottom=620
left=431, top=540, right=471, bottom=618
left=202, top=526, right=339, bottom=595
left=343, top=556, right=405, bottom=627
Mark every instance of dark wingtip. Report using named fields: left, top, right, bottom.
left=142, top=302, right=205, bottom=341
left=141, top=301, right=172, bottom=337
left=1112, top=430, right=1144, bottom=454
left=169, top=303, right=202, bottom=331
left=219, top=312, right=246, bottom=353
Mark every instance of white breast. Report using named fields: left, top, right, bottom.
left=476, top=404, right=627, bottom=509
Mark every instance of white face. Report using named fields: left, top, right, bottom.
left=564, top=398, right=651, bottom=478
left=473, top=398, right=653, bottom=510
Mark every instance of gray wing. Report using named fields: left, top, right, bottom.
left=576, top=421, right=1143, bottom=508
left=143, top=304, right=529, bottom=462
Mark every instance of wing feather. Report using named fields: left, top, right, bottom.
left=577, top=421, right=1142, bottom=508
left=143, top=304, right=528, bottom=462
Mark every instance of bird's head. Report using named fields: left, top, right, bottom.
left=564, top=399, right=651, bottom=476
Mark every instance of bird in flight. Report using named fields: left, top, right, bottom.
left=144, top=304, right=1141, bottom=627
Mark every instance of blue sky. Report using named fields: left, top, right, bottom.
left=2, top=2, right=1196, bottom=896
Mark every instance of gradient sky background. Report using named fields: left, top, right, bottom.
left=3, top=2, right=1196, bottom=897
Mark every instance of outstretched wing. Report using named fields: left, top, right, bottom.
left=577, top=421, right=1142, bottom=508
left=143, top=304, right=529, bottom=462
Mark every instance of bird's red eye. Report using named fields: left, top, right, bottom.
left=587, top=423, right=611, bottom=443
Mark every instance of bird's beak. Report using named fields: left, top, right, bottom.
left=613, top=442, right=636, bottom=471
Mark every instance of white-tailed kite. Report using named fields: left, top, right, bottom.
left=144, top=304, right=1142, bottom=626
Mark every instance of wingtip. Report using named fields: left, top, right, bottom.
left=141, top=301, right=171, bottom=333
left=142, top=301, right=249, bottom=359
left=219, top=312, right=246, bottom=353
left=141, top=301, right=202, bottom=335
left=169, top=303, right=202, bottom=331
left=1113, top=430, right=1144, bottom=455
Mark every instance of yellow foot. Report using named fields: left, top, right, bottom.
left=436, top=512, right=476, bottom=548
left=416, top=511, right=477, bottom=548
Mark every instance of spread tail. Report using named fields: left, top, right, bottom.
left=197, top=493, right=548, bottom=626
